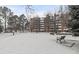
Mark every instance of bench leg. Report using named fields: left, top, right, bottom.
left=56, top=39, right=59, bottom=43
left=60, top=41, right=62, bottom=44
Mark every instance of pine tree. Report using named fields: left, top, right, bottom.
left=68, top=5, right=79, bottom=30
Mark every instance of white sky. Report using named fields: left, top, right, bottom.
left=6, top=5, right=61, bottom=17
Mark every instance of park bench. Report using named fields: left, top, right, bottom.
left=56, top=36, right=66, bottom=44
left=56, top=35, right=76, bottom=47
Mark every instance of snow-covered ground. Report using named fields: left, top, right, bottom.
left=0, top=32, right=79, bottom=54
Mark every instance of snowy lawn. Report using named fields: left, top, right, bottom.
left=0, top=32, right=79, bottom=54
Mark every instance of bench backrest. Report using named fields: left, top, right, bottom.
left=60, top=36, right=65, bottom=39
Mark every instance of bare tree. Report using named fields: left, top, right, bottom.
left=25, top=5, right=34, bottom=21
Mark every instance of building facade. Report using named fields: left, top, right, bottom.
left=30, top=17, right=40, bottom=32
left=29, top=13, right=69, bottom=33
left=54, top=13, right=69, bottom=33
left=29, top=16, right=54, bottom=32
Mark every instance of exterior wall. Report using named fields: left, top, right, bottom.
left=29, top=13, right=69, bottom=32
left=44, top=17, right=50, bottom=32
left=40, top=19, right=45, bottom=32
left=55, top=13, right=69, bottom=32
left=30, top=16, right=54, bottom=32
left=49, top=19, right=54, bottom=32
left=30, top=17, right=40, bottom=32
left=44, top=16, right=54, bottom=32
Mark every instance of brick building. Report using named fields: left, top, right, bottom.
left=54, top=13, right=69, bottom=32
left=30, top=17, right=40, bottom=32
left=29, top=16, right=54, bottom=32
left=29, top=12, right=69, bottom=32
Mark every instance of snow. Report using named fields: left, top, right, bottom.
left=0, top=32, right=79, bottom=54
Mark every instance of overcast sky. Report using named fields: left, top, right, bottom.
left=6, top=5, right=61, bottom=17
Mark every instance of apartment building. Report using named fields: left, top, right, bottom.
left=40, top=18, right=45, bottom=32
left=54, top=13, right=69, bottom=32
left=29, top=12, right=69, bottom=33
left=30, top=17, right=40, bottom=32
left=44, top=16, right=54, bottom=32
left=29, top=16, right=54, bottom=32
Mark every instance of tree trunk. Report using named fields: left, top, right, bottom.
left=5, top=15, right=7, bottom=32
